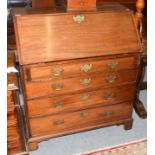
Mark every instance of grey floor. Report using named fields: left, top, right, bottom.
left=29, top=90, right=147, bottom=155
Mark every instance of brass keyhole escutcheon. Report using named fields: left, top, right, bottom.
left=73, top=15, right=85, bottom=24
left=107, top=61, right=119, bottom=69
left=104, top=93, right=115, bottom=99
left=80, top=94, right=90, bottom=101
left=102, top=111, right=113, bottom=117
left=80, top=111, right=89, bottom=118
left=51, top=67, right=63, bottom=76
left=52, top=83, right=64, bottom=91
left=53, top=102, right=64, bottom=108
left=80, top=78, right=91, bottom=85
left=53, top=120, right=64, bottom=126
left=106, top=75, right=117, bottom=83
left=80, top=64, right=93, bottom=72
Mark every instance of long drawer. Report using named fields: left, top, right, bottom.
left=27, top=84, right=135, bottom=117
left=25, top=56, right=138, bottom=81
left=29, top=102, right=132, bottom=137
left=25, top=69, right=137, bottom=98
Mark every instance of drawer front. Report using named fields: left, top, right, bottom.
left=26, top=56, right=138, bottom=81
left=29, top=102, right=133, bottom=137
left=68, top=0, right=96, bottom=11
left=26, top=69, right=137, bottom=98
left=27, top=84, right=136, bottom=117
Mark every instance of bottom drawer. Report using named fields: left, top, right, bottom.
left=29, top=102, right=133, bottom=137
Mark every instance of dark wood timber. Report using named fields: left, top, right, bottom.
left=32, top=0, right=55, bottom=8
left=13, top=1, right=142, bottom=150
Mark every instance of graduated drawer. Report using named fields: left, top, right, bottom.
left=25, top=69, right=137, bottom=99
left=29, top=102, right=132, bottom=137
left=27, top=84, right=135, bottom=117
left=26, top=56, right=138, bottom=81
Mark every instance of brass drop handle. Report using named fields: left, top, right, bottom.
left=80, top=111, right=89, bottom=118
left=80, top=64, right=93, bottom=72
left=102, top=111, right=113, bottom=117
left=52, top=83, right=64, bottom=91
left=80, top=94, right=90, bottom=101
left=80, top=78, right=91, bottom=85
left=104, top=93, right=115, bottom=99
left=73, top=15, right=85, bottom=24
left=53, top=102, right=64, bottom=108
left=51, top=67, right=63, bottom=76
left=106, top=75, right=117, bottom=83
left=53, top=120, right=64, bottom=126
left=107, top=61, right=119, bottom=69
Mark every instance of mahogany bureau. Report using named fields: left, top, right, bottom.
left=7, top=52, right=28, bottom=155
left=12, top=2, right=142, bottom=150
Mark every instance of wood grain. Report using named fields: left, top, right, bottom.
left=13, top=10, right=141, bottom=65
left=29, top=102, right=132, bottom=137
left=27, top=84, right=136, bottom=117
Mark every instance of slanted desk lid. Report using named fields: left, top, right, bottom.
left=13, top=9, right=141, bottom=65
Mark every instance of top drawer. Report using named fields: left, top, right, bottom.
left=13, top=10, right=141, bottom=65
left=25, top=56, right=138, bottom=81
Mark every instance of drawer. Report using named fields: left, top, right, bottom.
left=26, top=56, right=138, bottom=81
left=27, top=84, right=136, bottom=117
left=67, top=0, right=96, bottom=11
left=29, top=102, right=133, bottom=137
left=26, top=69, right=138, bottom=98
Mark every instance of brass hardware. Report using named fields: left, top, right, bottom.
left=73, top=15, right=85, bottom=24
left=51, top=67, right=63, bottom=76
left=104, top=93, right=115, bottom=99
left=107, top=61, right=119, bottom=69
left=80, top=78, right=91, bottom=85
left=102, top=111, right=113, bottom=117
left=53, top=102, right=64, bottom=108
left=80, top=111, right=89, bottom=117
left=80, top=94, right=90, bottom=101
left=80, top=64, right=92, bottom=72
left=53, top=120, right=64, bottom=126
left=52, top=83, right=63, bottom=91
left=106, top=75, right=117, bottom=83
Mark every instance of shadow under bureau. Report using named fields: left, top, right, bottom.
left=12, top=6, right=142, bottom=151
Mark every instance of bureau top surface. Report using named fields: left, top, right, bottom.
left=13, top=7, right=141, bottom=65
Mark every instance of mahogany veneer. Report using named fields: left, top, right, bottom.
left=13, top=4, right=142, bottom=150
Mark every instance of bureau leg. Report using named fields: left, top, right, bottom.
left=28, top=142, right=39, bottom=151
left=134, top=98, right=147, bottom=118
left=123, top=120, right=133, bottom=130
